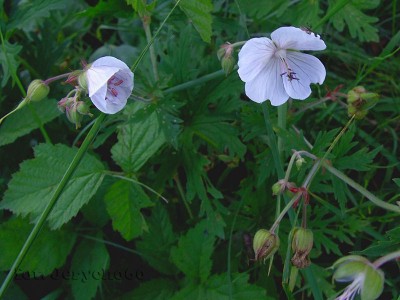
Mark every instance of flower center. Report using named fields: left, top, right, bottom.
left=275, top=49, right=299, bottom=82
left=106, top=75, right=125, bottom=101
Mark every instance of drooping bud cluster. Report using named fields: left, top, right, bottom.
left=58, top=91, right=92, bottom=129
left=347, top=86, right=379, bottom=119
left=291, top=227, right=313, bottom=269
left=253, top=229, right=280, bottom=263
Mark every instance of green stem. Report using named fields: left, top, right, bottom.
left=277, top=102, right=287, bottom=159
left=262, top=103, right=285, bottom=178
left=373, top=250, right=400, bottom=268
left=174, top=176, right=194, bottom=220
left=0, top=113, right=106, bottom=298
left=131, top=0, right=182, bottom=72
left=324, top=163, right=400, bottom=213
left=142, top=16, right=159, bottom=81
left=106, top=172, right=168, bottom=203
left=163, top=69, right=226, bottom=94
left=28, top=105, right=52, bottom=144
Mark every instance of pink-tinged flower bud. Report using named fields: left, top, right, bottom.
left=253, top=229, right=279, bottom=263
left=291, top=227, right=313, bottom=269
left=57, top=97, right=74, bottom=113
left=26, top=79, right=49, bottom=102
left=332, top=255, right=384, bottom=300
left=218, top=43, right=235, bottom=75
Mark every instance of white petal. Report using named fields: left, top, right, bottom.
left=92, top=56, right=130, bottom=70
left=91, top=85, right=127, bottom=114
left=286, top=52, right=326, bottom=84
left=271, top=26, right=326, bottom=51
left=244, top=58, right=288, bottom=105
left=87, top=66, right=120, bottom=96
left=238, top=37, right=276, bottom=82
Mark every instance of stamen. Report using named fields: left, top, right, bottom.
left=110, top=88, right=118, bottom=97
left=113, top=79, right=124, bottom=86
left=280, top=58, right=299, bottom=82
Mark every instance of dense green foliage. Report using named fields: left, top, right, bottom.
left=0, top=0, right=399, bottom=299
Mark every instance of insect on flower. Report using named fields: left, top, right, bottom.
left=300, top=26, right=318, bottom=37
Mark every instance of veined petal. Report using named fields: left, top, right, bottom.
left=91, top=85, right=127, bottom=114
left=271, top=26, right=326, bottom=51
left=91, top=56, right=131, bottom=70
left=244, top=58, right=288, bottom=105
left=286, top=52, right=326, bottom=84
left=282, top=52, right=326, bottom=100
left=87, top=66, right=120, bottom=96
left=238, top=37, right=276, bottom=82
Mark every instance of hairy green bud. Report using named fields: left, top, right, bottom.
left=26, top=79, right=49, bottom=102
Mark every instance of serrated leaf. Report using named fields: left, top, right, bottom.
left=0, top=144, right=105, bottom=229
left=121, top=279, right=176, bottom=300
left=183, top=149, right=209, bottom=201
left=0, top=100, right=61, bottom=147
left=70, top=239, right=110, bottom=300
left=111, top=111, right=166, bottom=173
left=125, top=0, right=156, bottom=16
left=329, top=0, right=379, bottom=42
left=393, top=178, right=400, bottom=187
left=136, top=204, right=178, bottom=275
left=331, top=174, right=348, bottom=214
left=104, top=180, right=154, bottom=241
left=0, top=217, right=76, bottom=275
left=178, top=0, right=213, bottom=43
left=170, top=220, right=215, bottom=282
left=0, top=39, right=22, bottom=87
left=7, top=0, right=66, bottom=32
left=335, top=146, right=381, bottom=171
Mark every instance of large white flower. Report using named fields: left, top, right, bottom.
left=85, top=56, right=134, bottom=114
left=237, top=26, right=326, bottom=106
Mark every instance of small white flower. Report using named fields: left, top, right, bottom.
left=237, top=26, right=326, bottom=106
left=85, top=56, right=134, bottom=114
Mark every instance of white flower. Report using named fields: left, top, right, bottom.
left=333, top=255, right=384, bottom=300
left=237, top=26, right=326, bottom=106
left=85, top=56, right=134, bottom=114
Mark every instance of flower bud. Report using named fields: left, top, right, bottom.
left=295, top=157, right=305, bottom=170
left=253, top=229, right=279, bottom=263
left=217, top=43, right=235, bottom=75
left=76, top=101, right=92, bottom=116
left=347, top=86, right=379, bottom=119
left=66, top=103, right=83, bottom=129
left=78, top=71, right=88, bottom=92
left=57, top=97, right=74, bottom=113
left=291, top=227, right=313, bottom=269
left=272, top=182, right=282, bottom=196
left=26, top=79, right=49, bottom=102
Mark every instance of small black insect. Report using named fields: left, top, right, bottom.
left=300, top=26, right=318, bottom=38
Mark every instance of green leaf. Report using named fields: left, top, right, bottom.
left=178, top=0, right=213, bottom=43
left=183, top=149, right=210, bottom=201
left=0, top=144, right=105, bottom=229
left=171, top=273, right=268, bottom=300
left=7, top=0, right=66, bottom=32
left=104, top=179, right=154, bottom=241
left=393, top=178, right=400, bottom=187
left=121, top=278, right=176, bottom=300
left=136, top=204, right=178, bottom=275
left=111, top=110, right=166, bottom=173
left=0, top=100, right=61, bottom=147
left=70, top=239, right=110, bottom=300
left=125, top=0, right=156, bottom=16
left=329, top=0, right=379, bottom=42
left=170, top=220, right=215, bottom=282
left=335, top=146, right=382, bottom=171
left=0, top=39, right=22, bottom=87
left=0, top=217, right=76, bottom=275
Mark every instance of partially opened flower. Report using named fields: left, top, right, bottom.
left=332, top=255, right=384, bottom=300
left=81, top=56, right=134, bottom=114
left=238, top=26, right=326, bottom=106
